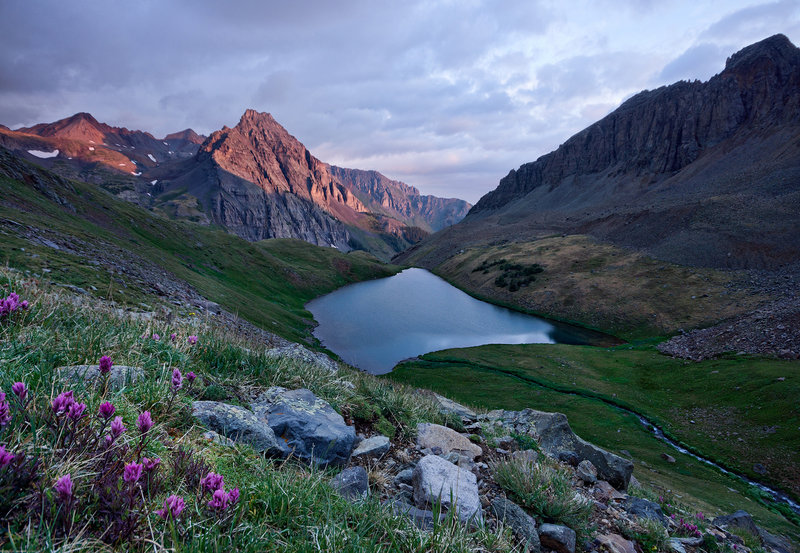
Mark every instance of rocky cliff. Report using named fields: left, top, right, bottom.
left=408, top=35, right=800, bottom=270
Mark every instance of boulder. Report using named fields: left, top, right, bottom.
left=416, top=423, right=482, bottom=461
left=352, top=435, right=391, bottom=459
left=265, top=343, right=339, bottom=373
left=432, top=393, right=478, bottom=420
left=758, top=529, right=793, bottom=553
left=192, top=401, right=280, bottom=454
left=712, top=510, right=759, bottom=537
left=386, top=499, right=439, bottom=531
left=597, top=534, right=637, bottom=553
left=593, top=480, right=626, bottom=503
left=577, top=460, right=598, bottom=484
left=623, top=497, right=668, bottom=527
left=331, top=466, right=369, bottom=501
left=251, top=387, right=355, bottom=467
left=667, top=539, right=687, bottom=553
left=538, top=523, right=576, bottom=553
left=412, top=454, right=482, bottom=523
left=59, top=364, right=144, bottom=390
left=394, top=468, right=414, bottom=486
left=490, top=497, right=541, bottom=552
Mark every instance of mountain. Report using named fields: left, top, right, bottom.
left=329, top=165, right=471, bottom=232
left=0, top=109, right=469, bottom=259
left=401, top=34, right=800, bottom=271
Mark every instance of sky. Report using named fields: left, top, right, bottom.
left=1, top=1, right=799, bottom=204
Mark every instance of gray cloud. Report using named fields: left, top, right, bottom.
left=1, top=0, right=798, bottom=203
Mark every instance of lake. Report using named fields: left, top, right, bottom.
left=307, top=268, right=608, bottom=374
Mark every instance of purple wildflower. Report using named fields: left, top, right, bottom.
left=170, top=333, right=177, bottom=342
left=142, top=457, right=161, bottom=471
left=11, top=382, right=27, bottom=402
left=54, top=474, right=73, bottom=503
left=0, top=445, right=15, bottom=468
left=98, top=401, right=115, bottom=419
left=67, top=402, right=87, bottom=421
left=110, top=416, right=126, bottom=438
left=152, top=333, right=160, bottom=341
left=188, top=335, right=198, bottom=345
left=98, top=355, right=113, bottom=374
left=156, top=495, right=185, bottom=520
left=227, top=487, right=240, bottom=505
left=0, top=293, right=24, bottom=319
left=51, top=390, right=75, bottom=414
left=20, top=300, right=28, bottom=310
left=171, top=368, right=182, bottom=391
left=136, top=411, right=153, bottom=433
left=186, top=371, right=196, bottom=384
left=0, top=393, right=10, bottom=427
left=200, top=471, right=225, bottom=493
left=207, top=488, right=228, bottom=510
left=123, top=462, right=143, bottom=484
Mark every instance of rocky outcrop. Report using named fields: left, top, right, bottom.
left=416, top=423, right=482, bottom=461
left=538, top=523, right=576, bottom=553
left=490, top=497, right=541, bottom=552
left=191, top=401, right=281, bottom=455
left=352, top=435, right=391, bottom=459
left=412, top=454, right=482, bottom=523
left=264, top=343, right=339, bottom=373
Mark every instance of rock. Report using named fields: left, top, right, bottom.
left=577, top=460, right=598, bottom=484
left=412, top=454, right=482, bottom=523
left=674, top=536, right=704, bottom=547
left=59, top=364, right=144, bottom=390
left=431, top=392, right=478, bottom=420
left=495, top=436, right=516, bottom=450
left=712, top=510, right=759, bottom=537
left=661, top=453, right=676, bottom=463
left=416, top=423, right=483, bottom=461
left=558, top=450, right=580, bottom=466
left=758, top=529, right=793, bottom=553
left=538, top=523, right=576, bottom=553
left=597, top=533, right=637, bottom=553
left=386, top=499, right=439, bottom=531
left=202, top=430, right=236, bottom=447
left=667, top=539, right=687, bottom=553
left=623, top=497, right=667, bottom=527
left=490, top=498, right=541, bottom=552
left=192, top=401, right=281, bottom=455
left=251, top=387, right=355, bottom=467
left=753, top=463, right=767, bottom=475
left=265, top=343, right=339, bottom=373
left=394, top=468, right=414, bottom=486
left=352, top=435, right=391, bottom=459
left=512, top=449, right=540, bottom=464
left=331, top=466, right=369, bottom=501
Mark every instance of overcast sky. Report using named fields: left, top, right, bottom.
left=1, top=1, right=799, bottom=203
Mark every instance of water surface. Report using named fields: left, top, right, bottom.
left=307, top=268, right=601, bottom=374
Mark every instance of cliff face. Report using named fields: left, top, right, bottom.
left=329, top=166, right=471, bottom=232
left=408, top=35, right=800, bottom=270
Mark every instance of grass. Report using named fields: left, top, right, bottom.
left=0, top=268, right=520, bottom=552
left=429, top=236, right=765, bottom=340
left=387, top=345, right=800, bottom=542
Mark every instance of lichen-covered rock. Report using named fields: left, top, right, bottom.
left=251, top=387, right=355, bottom=468
left=538, top=523, right=576, bottom=553
left=597, top=533, right=637, bottom=553
left=490, top=497, right=541, bottom=552
left=192, top=401, right=280, bottom=455
left=59, top=364, right=144, bottom=390
left=331, top=466, right=369, bottom=501
left=416, top=423, right=482, bottom=461
left=431, top=393, right=477, bottom=420
left=577, top=459, right=598, bottom=483
left=623, top=497, right=668, bottom=527
left=412, top=454, right=482, bottom=523
left=265, top=343, right=339, bottom=373
left=352, top=435, right=391, bottom=459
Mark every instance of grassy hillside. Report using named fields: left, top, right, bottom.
left=0, top=150, right=397, bottom=343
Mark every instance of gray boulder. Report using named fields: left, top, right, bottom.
left=192, top=401, right=281, bottom=454
left=386, top=499, right=440, bottom=531
left=251, top=387, right=355, bottom=467
left=352, top=435, right=391, bottom=459
left=59, top=364, right=144, bottom=390
left=331, top=466, right=369, bottom=501
left=432, top=393, right=477, bottom=420
left=417, top=423, right=482, bottom=461
left=490, top=498, right=541, bottom=552
left=576, top=460, right=598, bottom=484
left=538, top=523, right=576, bottom=553
left=759, top=529, right=793, bottom=553
left=265, top=343, right=338, bottom=373
left=713, top=510, right=760, bottom=536
left=412, top=454, right=482, bottom=523
left=623, top=497, right=668, bottom=527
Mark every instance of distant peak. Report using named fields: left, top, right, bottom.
left=165, top=128, right=205, bottom=144
left=723, top=34, right=799, bottom=75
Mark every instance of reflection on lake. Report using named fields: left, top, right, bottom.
left=307, top=268, right=602, bottom=375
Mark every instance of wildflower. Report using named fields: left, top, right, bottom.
left=98, top=401, right=115, bottom=419
left=188, top=335, right=198, bottom=345
left=170, top=333, right=177, bottom=342
left=0, top=393, right=10, bottom=427
left=156, top=495, right=185, bottom=520
left=142, top=457, right=161, bottom=471
left=0, top=445, right=15, bottom=468
left=110, top=416, right=126, bottom=438
left=67, top=402, right=87, bottom=421
left=186, top=371, right=196, bottom=384
left=207, top=488, right=228, bottom=510
left=11, top=381, right=27, bottom=402
left=137, top=411, right=153, bottom=433
left=51, top=391, right=75, bottom=414
left=20, top=300, right=28, bottom=310
left=200, top=471, right=225, bottom=493
left=227, top=487, right=240, bottom=505
left=54, top=474, right=73, bottom=503
left=123, top=462, right=143, bottom=484
left=98, top=355, right=113, bottom=374
left=696, top=511, right=705, bottom=520
left=171, top=368, right=182, bottom=391
left=152, top=333, right=160, bottom=341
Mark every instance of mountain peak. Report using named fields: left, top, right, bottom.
left=165, top=128, right=205, bottom=144
left=723, top=33, right=799, bottom=78
left=238, top=109, right=277, bottom=128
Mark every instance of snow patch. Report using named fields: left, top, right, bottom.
left=89, top=140, right=95, bottom=144
left=150, top=180, right=158, bottom=185
left=146, top=192, right=151, bottom=196
left=168, top=151, right=173, bottom=154
left=131, top=171, right=142, bottom=176
left=27, top=149, right=59, bottom=159
left=88, top=146, right=95, bottom=151
left=118, top=163, right=125, bottom=166
left=163, top=141, right=168, bottom=145
left=147, top=153, right=157, bottom=163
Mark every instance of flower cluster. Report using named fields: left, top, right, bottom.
left=673, top=515, right=703, bottom=538
left=0, top=292, right=28, bottom=321
left=200, top=471, right=240, bottom=512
